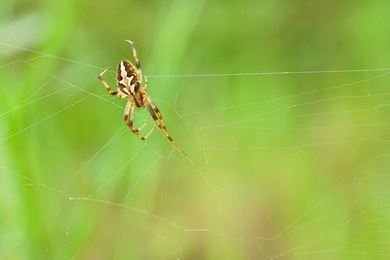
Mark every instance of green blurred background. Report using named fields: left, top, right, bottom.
left=1, top=0, right=390, bottom=259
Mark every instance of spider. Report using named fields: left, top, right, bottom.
left=98, top=40, right=187, bottom=156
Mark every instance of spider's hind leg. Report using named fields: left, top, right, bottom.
left=145, top=98, right=187, bottom=156
left=139, top=117, right=155, bottom=139
left=124, top=101, right=146, bottom=141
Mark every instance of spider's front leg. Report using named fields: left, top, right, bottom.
left=98, top=67, right=118, bottom=96
left=125, top=40, right=143, bottom=79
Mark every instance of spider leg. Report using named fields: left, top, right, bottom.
left=98, top=67, right=119, bottom=96
left=137, top=116, right=156, bottom=140
left=143, top=75, right=148, bottom=91
left=143, top=125, right=155, bottom=139
left=145, top=98, right=187, bottom=156
left=138, top=117, right=151, bottom=131
left=145, top=94, right=164, bottom=121
left=124, top=100, right=146, bottom=141
left=125, top=40, right=143, bottom=79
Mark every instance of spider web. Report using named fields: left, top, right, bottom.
left=1, top=41, right=390, bottom=259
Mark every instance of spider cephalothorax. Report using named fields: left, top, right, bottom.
left=98, top=40, right=186, bottom=156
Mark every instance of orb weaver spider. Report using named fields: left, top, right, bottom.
left=98, top=40, right=187, bottom=156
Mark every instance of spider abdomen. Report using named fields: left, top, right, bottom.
left=116, top=60, right=140, bottom=92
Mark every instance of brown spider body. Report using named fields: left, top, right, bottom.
left=98, top=40, right=187, bottom=156
left=117, top=59, right=144, bottom=107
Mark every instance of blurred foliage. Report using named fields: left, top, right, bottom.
left=1, top=0, right=390, bottom=259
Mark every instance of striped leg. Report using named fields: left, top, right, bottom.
left=98, top=67, right=118, bottom=96
left=145, top=98, right=187, bottom=156
left=124, top=101, right=145, bottom=141
left=146, top=96, right=163, bottom=121
left=139, top=117, right=155, bottom=139
left=125, top=40, right=143, bottom=79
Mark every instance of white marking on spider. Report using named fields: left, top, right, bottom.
left=118, top=61, right=135, bottom=93
left=120, top=61, right=127, bottom=78
left=130, top=84, right=136, bottom=94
